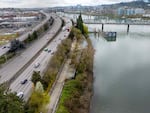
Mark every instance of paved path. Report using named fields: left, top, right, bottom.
left=47, top=60, right=70, bottom=113
left=47, top=40, right=77, bottom=113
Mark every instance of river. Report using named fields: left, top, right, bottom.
left=88, top=24, right=150, bottom=113
left=59, top=12, right=150, bottom=113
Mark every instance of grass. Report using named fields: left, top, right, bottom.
left=0, top=52, right=16, bottom=64
left=0, top=33, right=19, bottom=45
left=56, top=73, right=87, bottom=113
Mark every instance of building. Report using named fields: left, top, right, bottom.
left=118, top=8, right=125, bottom=16
left=117, top=7, right=145, bottom=16
left=134, top=8, right=145, bottom=15
left=126, top=8, right=135, bottom=15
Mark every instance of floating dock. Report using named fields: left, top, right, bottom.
left=102, top=32, right=117, bottom=41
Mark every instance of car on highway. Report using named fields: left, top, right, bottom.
left=17, top=92, right=24, bottom=98
left=51, top=52, right=54, bottom=55
left=44, top=48, right=48, bottom=51
left=2, top=46, right=6, bottom=49
left=48, top=49, right=51, bottom=53
left=34, top=62, right=40, bottom=68
left=21, top=79, right=28, bottom=85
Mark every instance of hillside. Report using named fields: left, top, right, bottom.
left=101, top=1, right=149, bottom=10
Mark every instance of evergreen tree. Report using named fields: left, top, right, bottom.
left=76, top=12, right=84, bottom=34
left=31, top=71, right=41, bottom=85
left=32, top=31, right=38, bottom=39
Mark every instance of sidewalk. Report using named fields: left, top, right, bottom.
left=46, top=40, right=77, bottom=113
left=47, top=59, right=70, bottom=113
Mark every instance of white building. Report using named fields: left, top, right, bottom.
left=135, top=8, right=145, bottom=15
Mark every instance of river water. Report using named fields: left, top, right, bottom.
left=88, top=24, right=150, bottom=113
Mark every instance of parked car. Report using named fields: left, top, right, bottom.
left=17, top=92, right=24, bottom=98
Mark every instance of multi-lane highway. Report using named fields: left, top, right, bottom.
left=0, top=11, right=52, bottom=57
left=0, top=14, right=62, bottom=84
left=9, top=17, right=72, bottom=101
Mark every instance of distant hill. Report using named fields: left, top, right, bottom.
left=136, top=0, right=150, bottom=2
left=101, top=1, right=149, bottom=9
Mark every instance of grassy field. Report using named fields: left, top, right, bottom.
left=0, top=33, right=19, bottom=45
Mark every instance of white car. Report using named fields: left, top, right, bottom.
left=17, top=92, right=24, bottom=98
left=34, top=62, right=40, bottom=68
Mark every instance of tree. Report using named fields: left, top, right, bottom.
left=31, top=71, right=41, bottom=85
left=27, top=34, right=32, bottom=41
left=35, top=81, right=44, bottom=93
left=41, top=73, right=51, bottom=90
left=76, top=12, right=84, bottom=34
left=9, top=39, right=25, bottom=52
left=32, top=31, right=38, bottom=39
left=28, top=91, right=49, bottom=113
left=68, top=28, right=74, bottom=40
left=43, top=23, right=48, bottom=31
left=0, top=84, right=24, bottom=113
left=83, top=24, right=89, bottom=36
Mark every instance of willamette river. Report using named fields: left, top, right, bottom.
left=88, top=24, right=150, bottom=113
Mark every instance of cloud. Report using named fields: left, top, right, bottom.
left=0, top=0, right=134, bottom=8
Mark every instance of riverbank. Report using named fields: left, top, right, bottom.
left=56, top=34, right=94, bottom=113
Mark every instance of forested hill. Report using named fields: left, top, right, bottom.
left=101, top=1, right=149, bottom=9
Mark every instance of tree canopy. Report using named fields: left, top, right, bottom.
left=0, top=84, right=24, bottom=113
left=76, top=12, right=88, bottom=36
left=31, top=71, right=41, bottom=85
left=76, top=12, right=84, bottom=34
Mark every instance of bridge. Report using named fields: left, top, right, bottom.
left=87, top=23, right=130, bottom=33
left=63, top=15, right=150, bottom=33
left=81, top=19, right=150, bottom=33
left=82, top=19, right=150, bottom=25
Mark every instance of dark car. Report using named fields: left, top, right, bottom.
left=2, top=46, right=6, bottom=49
left=21, top=79, right=28, bottom=85
left=48, top=49, right=51, bottom=53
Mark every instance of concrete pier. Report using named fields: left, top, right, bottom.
left=127, top=24, right=130, bottom=34
left=102, top=23, right=104, bottom=32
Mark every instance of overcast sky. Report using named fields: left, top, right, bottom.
left=0, top=0, right=135, bottom=8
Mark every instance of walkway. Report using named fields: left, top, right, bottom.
left=47, top=40, right=77, bottom=113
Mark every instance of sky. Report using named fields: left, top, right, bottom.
left=0, top=0, right=135, bottom=8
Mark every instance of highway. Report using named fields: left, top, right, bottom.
left=0, top=11, right=52, bottom=57
left=0, top=14, right=62, bottom=84
left=9, top=17, right=72, bottom=101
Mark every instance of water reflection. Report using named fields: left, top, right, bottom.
left=90, top=26, right=150, bottom=113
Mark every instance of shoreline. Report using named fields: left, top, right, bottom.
left=86, top=37, right=94, bottom=113
left=55, top=35, right=95, bottom=113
